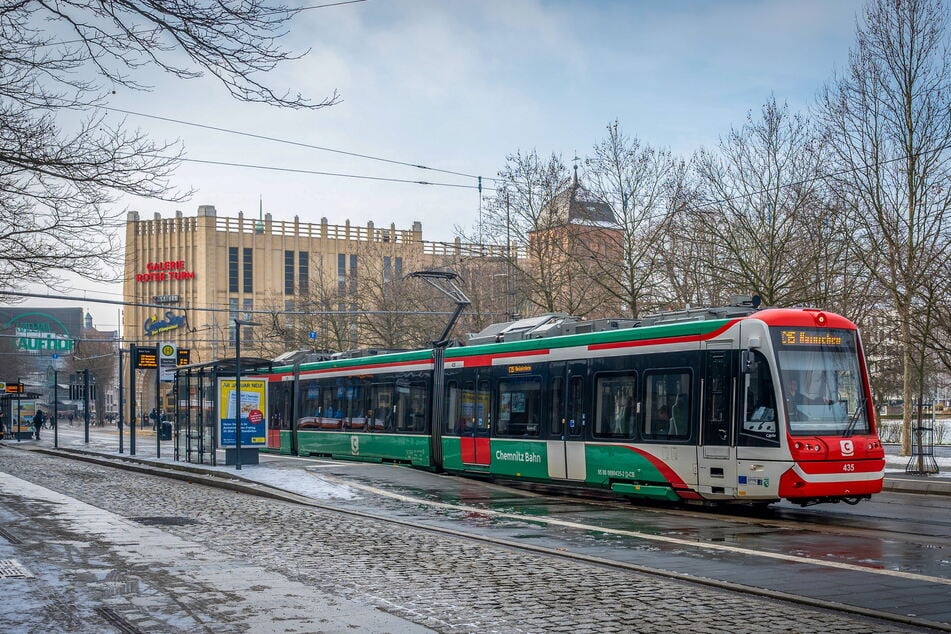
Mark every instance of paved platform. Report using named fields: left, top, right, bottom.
left=8, top=445, right=923, bottom=634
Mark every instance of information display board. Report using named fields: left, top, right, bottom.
left=135, top=347, right=158, bottom=369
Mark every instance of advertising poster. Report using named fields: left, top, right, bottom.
left=217, top=379, right=267, bottom=447
left=13, top=400, right=36, bottom=427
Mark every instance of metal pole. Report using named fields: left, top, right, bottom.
left=16, top=377, right=20, bottom=443
left=130, top=343, right=136, bottom=456
left=53, top=371, right=58, bottom=449
left=83, top=369, right=90, bottom=444
left=235, top=321, right=242, bottom=470
left=118, top=349, right=124, bottom=454
left=155, top=363, right=161, bottom=460
left=506, top=193, right=514, bottom=319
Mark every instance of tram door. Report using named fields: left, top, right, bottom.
left=458, top=376, right=492, bottom=466
left=698, top=343, right=738, bottom=496
left=547, top=361, right=587, bottom=480
left=268, top=379, right=294, bottom=454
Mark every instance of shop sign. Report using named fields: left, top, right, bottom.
left=144, top=311, right=186, bottom=336
left=135, top=260, right=196, bottom=283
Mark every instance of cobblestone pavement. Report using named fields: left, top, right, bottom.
left=0, top=448, right=923, bottom=633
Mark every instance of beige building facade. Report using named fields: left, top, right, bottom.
left=122, top=205, right=498, bottom=364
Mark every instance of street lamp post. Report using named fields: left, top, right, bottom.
left=15, top=376, right=20, bottom=443
left=118, top=348, right=124, bottom=454
left=81, top=369, right=90, bottom=444
left=233, top=318, right=260, bottom=470
left=53, top=370, right=58, bottom=449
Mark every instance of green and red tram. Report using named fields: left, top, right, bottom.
left=261, top=302, right=885, bottom=506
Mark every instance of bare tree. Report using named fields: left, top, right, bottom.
left=354, top=242, right=447, bottom=349
left=818, top=0, right=951, bottom=455
left=582, top=121, right=683, bottom=316
left=74, top=334, right=118, bottom=425
left=660, top=201, right=736, bottom=310
left=0, top=1, right=338, bottom=290
left=688, top=97, right=828, bottom=307
left=476, top=150, right=612, bottom=318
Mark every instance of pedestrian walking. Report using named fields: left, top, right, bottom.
left=33, top=410, right=45, bottom=440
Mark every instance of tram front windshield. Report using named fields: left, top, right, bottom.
left=771, top=328, right=869, bottom=436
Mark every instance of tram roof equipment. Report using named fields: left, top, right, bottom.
left=466, top=295, right=763, bottom=345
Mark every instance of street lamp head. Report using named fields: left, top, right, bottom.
left=234, top=319, right=262, bottom=327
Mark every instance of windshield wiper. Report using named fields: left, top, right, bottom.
left=844, top=395, right=867, bottom=438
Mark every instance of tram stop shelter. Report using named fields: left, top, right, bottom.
left=171, top=357, right=272, bottom=466
left=0, top=390, right=43, bottom=441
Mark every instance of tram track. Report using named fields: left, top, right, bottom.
left=487, top=477, right=951, bottom=548
left=17, top=444, right=951, bottom=633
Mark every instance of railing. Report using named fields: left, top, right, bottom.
left=134, top=216, right=198, bottom=236
left=133, top=212, right=527, bottom=259
left=214, top=216, right=422, bottom=243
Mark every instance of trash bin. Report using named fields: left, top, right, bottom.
left=159, top=421, right=172, bottom=441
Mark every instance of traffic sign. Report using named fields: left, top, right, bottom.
left=159, top=342, right=178, bottom=382
left=308, top=331, right=318, bottom=340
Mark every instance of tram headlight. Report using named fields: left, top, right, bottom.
left=792, top=440, right=827, bottom=457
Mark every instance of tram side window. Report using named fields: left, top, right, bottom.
left=497, top=377, right=542, bottom=437
left=477, top=380, right=491, bottom=434
left=740, top=351, right=779, bottom=447
left=329, top=379, right=354, bottom=428
left=300, top=380, right=321, bottom=417
left=594, top=373, right=636, bottom=439
left=395, top=380, right=427, bottom=432
left=269, top=382, right=292, bottom=430
left=566, top=375, right=585, bottom=438
left=451, top=381, right=476, bottom=434
left=369, top=382, right=393, bottom=432
left=642, top=371, right=691, bottom=441
left=318, top=384, right=340, bottom=428
left=446, top=381, right=460, bottom=434
left=449, top=380, right=490, bottom=434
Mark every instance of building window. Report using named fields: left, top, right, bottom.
left=382, top=256, right=402, bottom=285
left=337, top=253, right=346, bottom=295
left=299, top=252, right=309, bottom=293
left=243, top=298, right=254, bottom=340
left=243, top=248, right=253, bottom=293
left=228, top=297, right=238, bottom=345
left=284, top=300, right=295, bottom=328
left=228, top=247, right=238, bottom=293
left=349, top=254, right=358, bottom=295
left=284, top=250, right=294, bottom=295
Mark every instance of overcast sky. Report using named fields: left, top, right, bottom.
left=40, top=0, right=865, bottom=331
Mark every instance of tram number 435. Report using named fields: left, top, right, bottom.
left=843, top=463, right=856, bottom=472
